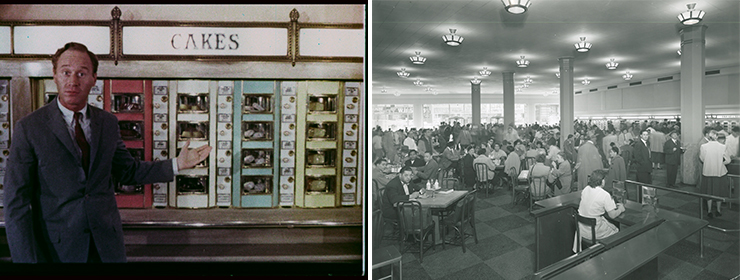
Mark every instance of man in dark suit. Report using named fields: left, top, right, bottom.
left=633, top=129, right=653, bottom=184
left=663, top=131, right=683, bottom=187
left=404, top=150, right=426, bottom=168
left=381, top=166, right=420, bottom=221
left=3, top=42, right=211, bottom=263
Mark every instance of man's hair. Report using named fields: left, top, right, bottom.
left=477, top=148, right=487, bottom=155
left=535, top=154, right=546, bottom=163
left=374, top=157, right=388, bottom=166
left=399, top=165, right=413, bottom=174
left=51, top=42, right=99, bottom=74
left=588, top=169, right=608, bottom=188
left=611, top=146, right=620, bottom=154
left=733, top=126, right=740, bottom=133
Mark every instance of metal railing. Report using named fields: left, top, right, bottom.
left=623, top=179, right=739, bottom=258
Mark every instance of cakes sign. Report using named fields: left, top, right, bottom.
left=123, top=26, right=287, bottom=56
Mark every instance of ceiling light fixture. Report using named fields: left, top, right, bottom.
left=678, top=3, right=705, bottom=25
left=425, top=86, right=433, bottom=92
left=574, top=37, right=592, bottom=52
left=555, top=72, right=560, bottom=78
left=471, top=77, right=482, bottom=85
left=393, top=91, right=401, bottom=97
left=677, top=49, right=682, bottom=56
left=501, top=0, right=531, bottom=14
left=414, top=79, right=423, bottom=86
left=582, top=78, right=590, bottom=85
left=522, top=83, right=529, bottom=88
left=432, top=91, right=439, bottom=96
left=623, top=71, right=633, bottom=81
left=523, top=76, right=533, bottom=84
left=516, top=56, right=529, bottom=68
left=442, top=29, right=464, bottom=46
left=396, top=68, right=410, bottom=78
left=410, top=51, right=427, bottom=65
left=479, top=67, right=491, bottom=77
left=605, top=58, right=619, bottom=70
left=381, top=86, right=387, bottom=93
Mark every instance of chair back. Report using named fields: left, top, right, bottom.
left=474, top=163, right=489, bottom=182
left=577, top=214, right=597, bottom=242
left=440, top=177, right=458, bottom=190
left=525, top=157, right=536, bottom=170
left=463, top=190, right=477, bottom=223
left=397, top=201, right=432, bottom=235
left=372, top=209, right=383, bottom=249
left=529, top=176, right=549, bottom=200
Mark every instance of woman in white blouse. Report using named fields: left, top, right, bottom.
left=573, top=169, right=626, bottom=252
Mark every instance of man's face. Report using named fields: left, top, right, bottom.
left=377, top=161, right=389, bottom=172
left=423, top=152, right=432, bottom=162
left=670, top=133, right=679, bottom=140
left=409, top=151, right=418, bottom=158
left=53, top=50, right=97, bottom=111
left=400, top=170, right=414, bottom=183
left=641, top=131, right=650, bottom=141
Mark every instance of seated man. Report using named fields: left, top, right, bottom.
left=404, top=149, right=426, bottom=168
left=412, top=151, right=439, bottom=189
left=473, top=148, right=497, bottom=184
left=504, top=145, right=521, bottom=178
left=529, top=154, right=553, bottom=195
left=381, top=166, right=421, bottom=222
left=439, top=141, right=461, bottom=177
left=372, top=157, right=395, bottom=190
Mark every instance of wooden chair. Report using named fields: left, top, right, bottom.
left=372, top=209, right=402, bottom=280
left=529, top=176, right=551, bottom=211
left=440, top=190, right=478, bottom=253
left=511, top=167, right=529, bottom=207
left=379, top=187, right=400, bottom=243
left=525, top=156, right=536, bottom=170
left=397, top=201, right=436, bottom=263
left=575, top=214, right=597, bottom=252
left=474, top=163, right=494, bottom=196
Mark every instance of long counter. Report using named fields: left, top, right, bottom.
left=532, top=190, right=708, bottom=280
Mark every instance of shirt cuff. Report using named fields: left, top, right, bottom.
left=172, top=158, right=180, bottom=175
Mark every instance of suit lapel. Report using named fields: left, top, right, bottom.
left=44, top=103, right=82, bottom=164
left=88, top=107, right=102, bottom=173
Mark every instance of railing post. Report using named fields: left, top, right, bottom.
left=699, top=197, right=704, bottom=258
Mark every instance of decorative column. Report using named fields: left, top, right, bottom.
left=559, top=57, right=575, bottom=146
left=471, top=80, right=481, bottom=128
left=413, top=103, right=424, bottom=128
left=503, top=71, right=515, bottom=127
left=680, top=25, right=707, bottom=185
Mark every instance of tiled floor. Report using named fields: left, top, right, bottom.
left=374, top=168, right=739, bottom=280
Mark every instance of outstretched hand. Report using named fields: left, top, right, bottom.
left=176, top=140, right=212, bottom=171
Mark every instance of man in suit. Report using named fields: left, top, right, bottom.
left=404, top=150, right=426, bottom=168
left=3, top=42, right=211, bottom=263
left=381, top=166, right=420, bottom=222
left=412, top=151, right=439, bottom=189
left=576, top=133, right=603, bottom=191
left=439, top=141, right=460, bottom=176
left=633, top=129, right=653, bottom=184
left=663, top=131, right=683, bottom=188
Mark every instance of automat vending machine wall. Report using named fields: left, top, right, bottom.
left=232, top=81, right=279, bottom=208
left=0, top=79, right=10, bottom=207
left=294, top=81, right=343, bottom=208
left=104, top=80, right=154, bottom=208
left=169, top=80, right=218, bottom=208
left=341, top=82, right=363, bottom=207
left=151, top=81, right=171, bottom=208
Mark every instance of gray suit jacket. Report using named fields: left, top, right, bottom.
left=3, top=101, right=174, bottom=263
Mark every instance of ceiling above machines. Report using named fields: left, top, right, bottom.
left=372, top=0, right=740, bottom=97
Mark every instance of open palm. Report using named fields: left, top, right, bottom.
left=176, top=140, right=212, bottom=170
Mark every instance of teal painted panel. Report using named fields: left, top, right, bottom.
left=241, top=194, right=273, bottom=208
left=242, top=168, right=273, bottom=176
left=232, top=80, right=244, bottom=207
left=241, top=114, right=274, bottom=122
left=242, top=81, right=275, bottom=93
left=242, top=141, right=273, bottom=149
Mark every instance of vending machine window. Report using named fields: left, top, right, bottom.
left=242, top=121, right=273, bottom=141
left=242, top=148, right=273, bottom=168
left=111, top=93, right=144, bottom=113
left=118, top=121, right=145, bottom=141
left=44, top=93, right=58, bottom=105
left=177, top=93, right=209, bottom=113
left=243, top=94, right=273, bottom=114
left=176, top=175, right=209, bottom=195
left=305, top=175, right=336, bottom=194
left=306, top=149, right=337, bottom=168
left=241, top=175, right=272, bottom=195
left=306, top=122, right=337, bottom=141
left=177, top=121, right=209, bottom=140
left=307, top=95, right=337, bottom=114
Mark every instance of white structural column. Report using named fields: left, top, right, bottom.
left=472, top=81, right=481, bottom=128
left=503, top=71, right=515, bottom=127
left=414, top=103, right=424, bottom=128
left=559, top=56, right=575, bottom=146
left=680, top=25, right=707, bottom=185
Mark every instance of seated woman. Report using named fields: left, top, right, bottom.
left=574, top=169, right=626, bottom=252
left=489, top=142, right=508, bottom=162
